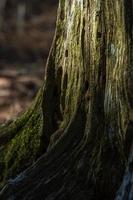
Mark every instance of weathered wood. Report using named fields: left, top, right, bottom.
left=0, top=0, right=132, bottom=199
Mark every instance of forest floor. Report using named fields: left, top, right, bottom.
left=0, top=4, right=57, bottom=123
left=0, top=63, right=44, bottom=123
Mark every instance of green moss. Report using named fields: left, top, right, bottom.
left=0, top=87, right=44, bottom=188
left=0, top=1, right=131, bottom=198
left=0, top=111, right=43, bottom=187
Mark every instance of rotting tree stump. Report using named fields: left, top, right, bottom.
left=0, top=0, right=133, bottom=199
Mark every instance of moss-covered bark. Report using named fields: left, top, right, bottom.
left=0, top=0, right=132, bottom=199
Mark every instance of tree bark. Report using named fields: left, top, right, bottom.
left=0, top=0, right=132, bottom=199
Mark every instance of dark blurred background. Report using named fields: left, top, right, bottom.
left=0, top=0, right=58, bottom=123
